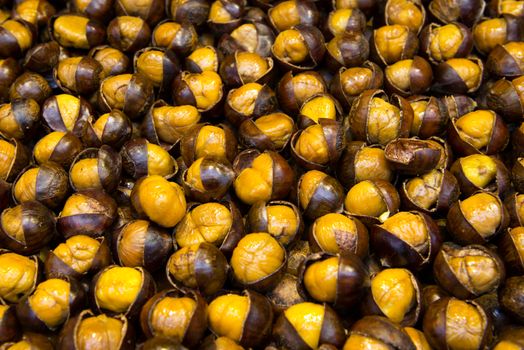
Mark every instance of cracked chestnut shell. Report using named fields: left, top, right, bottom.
left=0, top=201, right=55, bottom=255
left=420, top=22, right=473, bottom=64
left=88, top=45, right=130, bottom=78
left=384, top=138, right=443, bottom=175
left=58, top=190, right=117, bottom=238
left=238, top=112, right=296, bottom=152
left=371, top=25, right=419, bottom=66
left=434, top=57, right=484, bottom=94
left=473, top=15, right=524, bottom=56
left=298, top=170, right=345, bottom=220
left=23, top=41, right=60, bottom=74
left=185, top=46, right=220, bottom=73
left=0, top=138, right=29, bottom=182
left=0, top=19, right=34, bottom=59
left=486, top=75, right=524, bottom=123
left=219, top=52, right=274, bottom=88
left=12, top=0, right=55, bottom=28
left=166, top=0, right=210, bottom=26
left=42, top=94, right=93, bottom=138
left=9, top=72, right=51, bottom=105
left=428, top=0, right=485, bottom=27
left=180, top=123, right=237, bottom=166
left=268, top=0, right=319, bottom=32
left=69, top=146, right=122, bottom=193
left=173, top=71, right=224, bottom=114
left=297, top=93, right=343, bottom=129
left=121, top=138, right=177, bottom=180
left=33, top=131, right=84, bottom=169
left=49, top=14, right=105, bottom=50
left=0, top=98, right=40, bottom=140
left=107, top=16, right=151, bottom=53
left=134, top=47, right=181, bottom=96
left=70, top=0, right=114, bottom=22
left=167, top=242, right=228, bottom=296
left=408, top=95, right=448, bottom=138
left=384, top=56, right=433, bottom=96
left=207, top=0, right=246, bottom=35
left=277, top=70, right=327, bottom=115
left=324, top=32, right=369, bottom=70
left=83, top=110, right=133, bottom=149
left=384, top=0, right=426, bottom=34
left=152, top=20, right=198, bottom=56
left=325, top=8, right=366, bottom=38
left=499, top=275, right=524, bottom=323
left=218, top=21, right=275, bottom=58
left=224, top=83, right=277, bottom=127
left=54, top=57, right=103, bottom=96
left=0, top=251, right=40, bottom=304
left=487, top=41, right=524, bottom=78
left=271, top=25, right=326, bottom=71
left=182, top=156, right=235, bottom=202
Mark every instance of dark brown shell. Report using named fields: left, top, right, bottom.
left=439, top=94, right=477, bottom=120
left=505, top=192, right=524, bottom=227
left=54, top=57, right=103, bottom=96
left=48, top=15, right=106, bottom=49
left=238, top=113, right=296, bottom=152
left=71, top=0, right=114, bottom=22
left=69, top=146, right=122, bottom=193
left=325, top=7, right=366, bottom=38
left=0, top=58, right=21, bottom=104
left=182, top=156, right=235, bottom=202
left=219, top=52, right=274, bottom=87
left=224, top=84, right=278, bottom=127
left=407, top=95, right=448, bottom=138
left=299, top=172, right=345, bottom=221
left=42, top=95, right=93, bottom=138
left=180, top=123, right=237, bottom=167
left=9, top=72, right=52, bottom=105
left=384, top=138, right=442, bottom=175
left=349, top=316, right=417, bottom=350
left=107, top=16, right=151, bottom=53
left=217, top=21, right=275, bottom=57
left=152, top=20, right=197, bottom=56
left=512, top=159, right=524, bottom=193
left=324, top=32, right=369, bottom=71
left=499, top=275, right=524, bottom=323
left=23, top=41, right=60, bottom=73
left=83, top=110, right=133, bottom=149
left=115, top=0, right=164, bottom=25
left=120, top=138, right=177, bottom=180
left=434, top=57, right=484, bottom=94
left=1, top=138, right=29, bottom=183
left=487, top=43, right=524, bottom=78
left=428, top=0, right=485, bottom=27
left=172, top=71, right=224, bottom=114
left=36, top=132, right=84, bottom=169
left=0, top=98, right=40, bottom=140
left=384, top=56, right=433, bottom=96
left=277, top=70, right=327, bottom=115
left=88, top=45, right=130, bottom=77
left=0, top=19, right=34, bottom=59
left=207, top=0, right=246, bottom=35
left=0, top=304, right=19, bottom=344
left=166, top=0, right=210, bottom=27
left=486, top=77, right=524, bottom=123
left=268, top=0, right=319, bottom=32
left=133, top=47, right=181, bottom=96
left=420, top=22, right=473, bottom=64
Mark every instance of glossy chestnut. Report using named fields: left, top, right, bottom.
left=107, top=16, right=151, bottom=53
left=0, top=98, right=40, bottom=140
left=271, top=25, right=326, bottom=71
left=384, top=56, right=433, bottom=96
left=9, top=72, right=51, bottom=105
left=133, top=47, right=181, bottom=95
left=152, top=20, right=198, bottom=56
left=277, top=70, right=327, bottom=115
left=0, top=251, right=40, bottom=304
left=83, top=110, right=133, bottom=149
left=49, top=14, right=105, bottom=50
left=238, top=112, right=296, bottom=152
left=420, top=22, right=473, bottom=64
left=88, top=45, right=130, bottom=78
left=23, top=41, right=60, bottom=73
left=372, top=25, right=419, bottom=66
left=298, top=170, right=345, bottom=220
left=224, top=83, right=277, bottom=127
left=33, top=131, right=84, bottom=169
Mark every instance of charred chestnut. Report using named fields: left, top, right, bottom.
left=9, top=72, right=51, bottom=104
left=247, top=201, right=302, bottom=247
left=372, top=25, right=419, bottom=66
left=88, top=45, right=130, bottom=78
left=238, top=112, right=295, bottom=151
left=345, top=179, right=399, bottom=224
left=42, top=94, right=93, bottom=138
left=384, top=56, right=433, bottom=96
left=180, top=123, right=237, bottom=166
left=224, top=83, right=277, bottom=126
left=277, top=70, right=327, bottom=115
left=420, top=23, right=473, bottom=64
left=325, top=32, right=369, bottom=70
left=298, top=170, right=345, bottom=220
left=54, top=57, right=103, bottom=96
left=107, top=16, right=151, bottom=53
left=173, top=71, right=224, bottom=113
left=120, top=138, right=177, bottom=180
left=218, top=22, right=275, bottom=57
left=152, top=21, right=198, bottom=56
left=487, top=41, right=524, bottom=78
left=434, top=57, right=484, bottom=94
left=408, top=95, right=448, bottom=138
left=0, top=252, right=39, bottom=304
left=50, top=14, right=105, bottom=50
left=83, top=110, right=133, bottom=149
left=23, top=41, right=60, bottom=73
left=271, top=25, right=326, bottom=71
left=33, top=131, right=83, bottom=169
left=0, top=19, right=34, bottom=58
left=0, top=98, right=40, bottom=140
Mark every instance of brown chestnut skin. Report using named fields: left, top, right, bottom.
left=371, top=211, right=443, bottom=270
left=206, top=0, right=245, bottom=34
left=16, top=276, right=86, bottom=333
left=140, top=289, right=207, bottom=347
left=434, top=57, right=484, bottom=94
left=0, top=304, right=20, bottom=343
left=486, top=76, right=524, bottom=123
left=514, top=122, right=524, bottom=158
left=324, top=32, right=369, bottom=70
left=473, top=15, right=524, bottom=56
left=182, top=156, right=235, bottom=202
left=238, top=112, right=296, bottom=152
left=45, top=235, right=112, bottom=280
left=0, top=201, right=55, bottom=255
left=49, top=14, right=106, bottom=50
left=151, top=20, right=198, bottom=56
left=115, top=0, right=164, bottom=25
left=33, top=131, right=84, bottom=169
left=487, top=42, right=524, bottom=78
left=499, top=227, right=524, bottom=275
left=0, top=58, right=22, bottom=104
left=185, top=46, right=220, bottom=73
left=505, top=193, right=524, bottom=228
left=277, top=70, right=327, bottom=115
left=120, top=138, right=177, bottom=180
left=166, top=0, right=209, bottom=27
left=9, top=72, right=51, bottom=105
left=217, top=21, right=275, bottom=58
left=54, top=57, right=103, bottom=96
left=42, top=94, right=93, bottom=138
left=423, top=297, right=492, bottom=350
left=88, top=45, right=130, bottom=78
left=297, top=92, right=343, bottom=131
left=167, top=242, right=228, bottom=296
left=0, top=98, right=40, bottom=140
left=499, top=275, right=524, bottom=323
left=0, top=19, right=34, bottom=59
left=408, top=95, right=449, bottom=138
left=70, top=0, right=114, bottom=23
left=446, top=192, right=509, bottom=245
left=83, top=110, right=133, bottom=150
left=134, top=47, right=181, bottom=96
left=268, top=0, right=319, bottom=32
left=439, top=94, right=477, bottom=121
left=113, top=219, right=173, bottom=272
left=419, top=22, right=473, bottom=64
left=107, top=16, right=151, bottom=53
left=58, top=310, right=135, bottom=350
left=172, top=71, right=224, bottom=114
left=271, top=25, right=326, bottom=71
left=298, top=170, right=345, bottom=220
left=372, top=25, right=419, bottom=66
left=0, top=138, right=29, bottom=183
left=23, top=41, right=60, bottom=73
left=180, top=123, right=237, bottom=167
left=219, top=52, right=274, bottom=88
left=434, top=242, right=506, bottom=299
left=273, top=302, right=345, bottom=350
left=428, top=0, right=485, bottom=27
left=69, top=146, right=122, bottom=193
left=384, top=138, right=443, bottom=175
left=57, top=190, right=117, bottom=239
left=421, top=284, right=449, bottom=310
left=384, top=56, right=433, bottom=96
left=325, top=8, right=367, bottom=38
left=224, top=83, right=278, bottom=127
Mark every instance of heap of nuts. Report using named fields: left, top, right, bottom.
left=0, top=0, right=524, bottom=349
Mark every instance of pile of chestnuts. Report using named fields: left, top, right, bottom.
left=0, top=0, right=524, bottom=349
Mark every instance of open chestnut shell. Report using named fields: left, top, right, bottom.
left=121, top=138, right=177, bottom=180
left=486, top=75, right=524, bottom=123
left=219, top=52, right=274, bottom=87
left=172, top=71, right=224, bottom=114
left=238, top=112, right=296, bottom=152
left=218, top=21, right=275, bottom=58
left=0, top=251, right=41, bottom=304
left=1, top=332, right=54, bottom=350
left=419, top=22, right=473, bottom=64
left=324, top=32, right=369, bottom=70
left=107, top=16, right=151, bottom=53
left=54, top=57, right=103, bottom=96
left=498, top=227, right=524, bottom=275
left=384, top=0, right=426, bottom=34
left=224, top=83, right=278, bottom=127
left=277, top=70, right=327, bottom=115
left=152, top=20, right=198, bottom=56
left=0, top=138, right=29, bottom=182
left=384, top=138, right=443, bottom=175
left=83, top=110, right=132, bottom=149
left=69, top=146, right=122, bottom=193
left=499, top=275, right=524, bottom=324
left=0, top=98, right=40, bottom=140
left=185, top=46, right=220, bottom=73
left=166, top=0, right=210, bottom=26
left=49, top=14, right=105, bottom=50
left=487, top=42, right=524, bottom=78
left=505, top=192, right=524, bottom=227
left=115, top=0, right=165, bottom=25
left=372, top=24, right=419, bottom=66
left=268, top=0, right=319, bottom=32
left=296, top=93, right=343, bottom=130
left=344, top=316, right=418, bottom=349
left=384, top=56, right=433, bottom=96
left=298, top=170, right=345, bottom=220
left=42, top=94, right=93, bottom=138
left=133, top=47, right=181, bottom=95
left=407, top=95, right=449, bottom=138
left=207, top=0, right=246, bottom=35
left=428, top=0, right=485, bottom=27
left=434, top=57, right=484, bottom=94
left=0, top=58, right=22, bottom=104
left=33, top=131, right=84, bottom=169
left=182, top=156, right=235, bottom=202
left=0, top=19, right=34, bottom=59
left=473, top=15, right=524, bottom=56
left=180, top=123, right=237, bottom=167
left=14, top=163, right=66, bottom=209
left=325, top=7, right=367, bottom=38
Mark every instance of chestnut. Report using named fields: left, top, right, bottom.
left=113, top=219, right=173, bottom=272
left=487, top=42, right=524, bottom=78
left=491, top=328, right=524, bottom=350
left=277, top=70, right=327, bottom=115
left=421, top=284, right=449, bottom=310
left=371, top=211, right=442, bottom=270
left=233, top=149, right=294, bottom=205
left=185, top=46, right=220, bottom=73
left=70, top=146, right=121, bottom=193
left=505, top=193, right=524, bottom=227
left=268, top=0, right=319, bottom=32
left=91, top=265, right=156, bottom=318
left=499, top=275, right=524, bottom=323
left=0, top=304, right=19, bottom=343
left=224, top=83, right=277, bottom=127
left=180, top=123, right=237, bottom=166
left=218, top=22, right=275, bottom=57
left=473, top=15, right=524, bottom=56
left=12, top=0, right=55, bottom=28
left=384, top=56, right=433, bottom=96
left=140, top=289, right=207, bottom=347
left=88, top=45, right=130, bottom=78
left=343, top=316, right=419, bottom=349
left=152, top=21, right=198, bottom=56
left=0, top=58, right=22, bottom=104
left=0, top=138, right=28, bottom=182
left=231, top=232, right=286, bottom=292
left=9, top=72, right=51, bottom=104
left=208, top=290, right=273, bottom=348
left=219, top=52, right=274, bottom=87
left=23, top=41, right=60, bottom=73
left=98, top=73, right=154, bottom=120
left=0, top=251, right=39, bottom=303
left=175, top=200, right=243, bottom=255
left=325, top=8, right=367, bottom=38
left=115, top=0, right=164, bottom=25
left=446, top=192, right=509, bottom=244
left=299, top=252, right=369, bottom=310
left=434, top=57, right=484, bottom=94
left=440, top=94, right=477, bottom=120
left=172, top=71, right=224, bottom=113
left=247, top=201, right=302, bottom=247
left=420, top=23, right=473, bottom=64
left=166, top=0, right=209, bottom=26
left=384, top=0, right=426, bottom=34
left=131, top=175, right=187, bottom=228
left=134, top=47, right=181, bottom=95
left=271, top=25, right=326, bottom=71
left=238, top=112, right=296, bottom=151
left=273, top=302, right=345, bottom=349
left=1, top=332, right=54, bottom=350
left=345, top=179, right=400, bottom=224
left=486, top=75, right=524, bottom=123
left=107, top=16, right=151, bottom=53
left=349, top=89, right=413, bottom=146
left=58, top=310, right=135, bottom=350
left=54, top=57, right=103, bottom=96
left=408, top=95, right=448, bottom=138
left=499, top=227, right=524, bottom=274
left=16, top=277, right=85, bottom=333
left=70, top=0, right=114, bottom=22
left=324, top=32, right=369, bottom=70
left=361, top=268, right=421, bottom=326
left=182, top=156, right=234, bottom=202
left=372, top=25, right=419, bottom=66
left=448, top=109, right=509, bottom=156
left=58, top=190, right=117, bottom=238
left=298, top=170, right=345, bottom=220
left=167, top=242, right=228, bottom=296
left=428, top=0, right=484, bottom=27
left=0, top=98, right=40, bottom=140
left=49, top=14, right=105, bottom=50
left=83, top=110, right=133, bottom=149
left=297, top=93, right=343, bottom=130
left=384, top=138, right=443, bottom=175
left=33, top=131, right=84, bottom=169
left=0, top=19, right=34, bottom=58
left=120, top=138, right=177, bottom=180
left=42, top=94, right=93, bottom=138
left=207, top=0, right=245, bottom=34
left=45, top=235, right=111, bottom=279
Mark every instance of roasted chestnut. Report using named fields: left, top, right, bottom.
left=140, top=289, right=207, bottom=347
left=271, top=25, right=326, bottom=71
left=505, top=192, right=524, bottom=227
left=208, top=290, right=272, bottom=348
left=428, top=0, right=485, bottom=27
left=0, top=19, right=34, bottom=58
left=371, top=211, right=442, bottom=270
left=499, top=275, right=524, bottom=323
left=487, top=41, right=524, bottom=78
left=180, top=123, right=237, bottom=166
left=70, top=0, right=114, bottom=22
left=166, top=0, right=210, bottom=26
left=115, top=0, right=164, bottom=25
left=218, top=22, right=275, bottom=57
left=2, top=332, right=53, bottom=350
left=0, top=251, right=39, bottom=303
left=50, top=14, right=105, bottom=50
left=107, top=16, right=151, bottom=53
left=408, top=95, right=448, bottom=138
left=473, top=16, right=524, bottom=56
left=230, top=232, right=286, bottom=292
left=207, top=0, right=245, bottom=34
left=238, top=112, right=296, bottom=151
left=384, top=56, right=433, bottom=96
left=434, top=57, right=484, bottom=94
left=277, top=70, right=327, bottom=115
left=499, top=226, right=524, bottom=274
left=233, top=149, right=294, bottom=205
left=0, top=58, right=21, bottom=103
left=12, top=0, right=55, bottom=28
left=0, top=304, right=19, bottom=343
left=384, top=138, right=443, bottom=175
left=152, top=21, right=198, bottom=56
left=42, top=94, right=93, bottom=138
left=298, top=170, right=345, bottom=220
left=372, top=25, right=419, bottom=66
left=33, top=131, right=83, bottom=169
left=0, top=138, right=28, bottom=182
left=83, top=110, right=133, bottom=149
left=349, top=89, right=413, bottom=146
left=91, top=265, right=155, bottom=318
left=131, top=175, right=186, bottom=228
left=273, top=302, right=345, bottom=349
left=23, top=41, right=60, bottom=73
left=134, top=47, right=180, bottom=95
left=167, top=242, right=228, bottom=296
left=224, top=83, right=277, bottom=126
left=45, top=235, right=111, bottom=279
left=447, top=192, right=509, bottom=244
left=486, top=75, right=524, bottom=123
left=120, top=138, right=177, bottom=180
left=491, top=328, right=524, bottom=350
left=9, top=72, right=51, bottom=104
left=219, top=52, right=273, bottom=88
left=16, top=277, right=85, bottom=332
left=0, top=98, right=40, bottom=140
left=296, top=93, right=342, bottom=130
left=384, top=0, right=425, bottom=34
left=325, top=8, right=366, bottom=37
left=514, top=122, right=524, bottom=157
left=420, top=23, right=473, bottom=64
left=173, top=71, right=224, bottom=113
left=247, top=201, right=302, bottom=246
left=54, top=57, right=103, bottom=96
left=268, top=0, right=318, bottom=32
left=69, top=146, right=121, bottom=193
left=58, top=310, right=135, bottom=350
left=57, top=190, right=117, bottom=238
left=324, top=32, right=369, bottom=70
left=88, top=45, right=130, bottom=78
left=113, top=219, right=172, bottom=272
left=182, top=156, right=234, bottom=202
left=185, top=46, right=220, bottom=73
left=345, top=179, right=400, bottom=224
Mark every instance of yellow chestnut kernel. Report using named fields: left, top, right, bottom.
left=386, top=0, right=423, bottom=32
left=504, top=42, right=524, bottom=71
left=291, top=73, right=326, bottom=104
left=344, top=334, right=391, bottom=350
left=0, top=139, right=15, bottom=180
left=153, top=105, right=200, bottom=144
left=0, top=104, right=22, bottom=139
left=228, top=83, right=263, bottom=115
left=185, top=71, right=222, bottom=110
left=53, top=235, right=101, bottom=274
left=136, top=50, right=164, bottom=86
left=208, top=294, right=248, bottom=341
left=335, top=0, right=360, bottom=8
left=340, top=67, right=373, bottom=96
left=382, top=212, right=428, bottom=249
left=473, top=18, right=507, bottom=54
left=386, top=59, right=413, bottom=91
left=7, top=341, right=32, bottom=350
left=460, top=154, right=497, bottom=188
left=234, top=153, right=274, bottom=205
left=326, top=37, right=344, bottom=63
left=2, top=20, right=32, bottom=51
left=1, top=206, right=24, bottom=242
left=77, top=314, right=124, bottom=350
left=53, top=15, right=89, bottom=49
left=410, top=100, right=428, bottom=135
left=313, top=213, right=357, bottom=254
left=299, top=170, right=327, bottom=209
left=429, top=24, right=463, bottom=61
left=254, top=113, right=294, bottom=148
left=209, top=0, right=233, bottom=23
left=500, top=0, right=524, bottom=16
left=345, top=181, right=388, bottom=217
left=0, top=305, right=7, bottom=319
left=15, top=1, right=40, bottom=25
left=168, top=244, right=199, bottom=288
left=176, top=203, right=232, bottom=247
left=493, top=341, right=522, bottom=350
left=146, top=142, right=174, bottom=177
left=214, top=337, right=244, bottom=350
left=304, top=257, right=339, bottom=302
left=460, top=193, right=502, bottom=238
left=455, top=110, right=494, bottom=150
left=236, top=52, right=269, bottom=83
left=366, top=97, right=402, bottom=145
left=55, top=94, right=81, bottom=132
left=195, top=125, right=227, bottom=160
left=151, top=296, right=196, bottom=339
left=117, top=16, right=143, bottom=45
left=92, top=114, right=109, bottom=140
left=71, top=158, right=102, bottom=190
left=405, top=170, right=443, bottom=210
left=101, top=74, right=132, bottom=109
left=14, top=168, right=39, bottom=202
left=61, top=193, right=105, bottom=217
left=355, top=147, right=393, bottom=182
left=0, top=253, right=36, bottom=303
left=273, top=29, right=308, bottom=64
left=374, top=25, right=410, bottom=63
left=446, top=58, right=482, bottom=90
left=284, top=302, right=324, bottom=349
left=185, top=157, right=205, bottom=191
left=300, top=95, right=337, bottom=122
left=371, top=268, right=415, bottom=323
left=448, top=254, right=499, bottom=294
left=231, top=233, right=285, bottom=283
left=95, top=267, right=142, bottom=313
left=445, top=300, right=485, bottom=350
left=118, top=220, right=148, bottom=267
left=328, top=9, right=353, bottom=36
left=93, top=47, right=127, bottom=78
left=57, top=57, right=83, bottom=90
left=230, top=24, right=259, bottom=53
left=153, top=22, right=181, bottom=48
left=28, top=279, right=70, bottom=327
left=269, top=0, right=300, bottom=31
left=187, top=47, right=218, bottom=72
left=295, top=124, right=329, bottom=165
left=404, top=327, right=432, bottom=350
left=266, top=205, right=298, bottom=245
